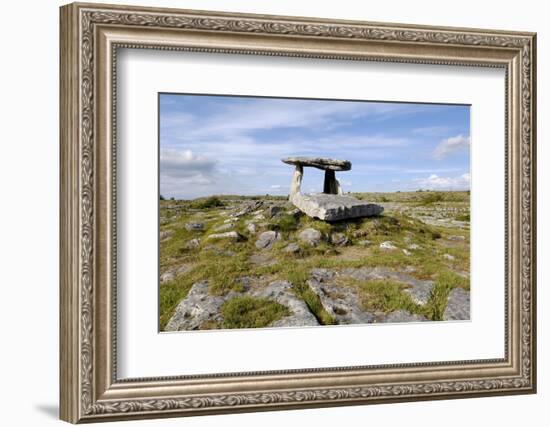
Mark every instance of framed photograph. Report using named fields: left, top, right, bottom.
left=60, top=2, right=537, bottom=423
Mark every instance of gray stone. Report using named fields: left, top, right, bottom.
left=233, top=200, right=263, bottom=217
left=408, top=243, right=420, bottom=250
left=246, top=223, right=257, bottom=234
left=358, top=239, right=372, bottom=246
left=207, top=231, right=244, bottom=241
left=185, top=222, right=204, bottom=232
left=352, top=229, right=369, bottom=238
left=380, top=310, right=427, bottom=323
left=330, top=232, right=349, bottom=246
left=266, top=205, right=284, bottom=218
left=160, top=264, right=192, bottom=285
left=164, top=281, right=225, bottom=331
left=298, top=228, right=323, bottom=246
left=310, top=268, right=337, bottom=282
left=443, top=253, right=456, bottom=261
left=283, top=242, right=300, bottom=254
left=443, top=288, right=470, bottom=321
left=380, top=241, right=397, bottom=250
left=339, top=266, right=434, bottom=307
left=307, top=277, right=374, bottom=324
left=402, top=249, right=412, bottom=256
left=213, top=222, right=235, bottom=232
left=255, top=231, right=281, bottom=249
left=249, top=253, right=277, bottom=266
left=448, top=235, right=466, bottom=241
left=403, top=281, right=433, bottom=306
left=203, top=245, right=236, bottom=257
left=282, top=157, right=351, bottom=171
left=160, top=271, right=175, bottom=284
left=160, top=229, right=174, bottom=241
left=291, top=193, right=383, bottom=221
left=185, top=238, right=201, bottom=250
left=252, top=280, right=319, bottom=327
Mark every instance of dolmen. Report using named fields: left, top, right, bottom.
left=281, top=157, right=383, bottom=221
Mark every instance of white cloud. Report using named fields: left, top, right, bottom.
left=160, top=149, right=216, bottom=179
left=433, top=134, right=470, bottom=159
left=416, top=173, right=470, bottom=190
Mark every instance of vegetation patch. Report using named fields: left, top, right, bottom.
left=339, top=277, right=422, bottom=315
left=221, top=296, right=290, bottom=329
left=190, top=196, right=224, bottom=209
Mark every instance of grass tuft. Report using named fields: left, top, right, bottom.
left=221, top=296, right=289, bottom=329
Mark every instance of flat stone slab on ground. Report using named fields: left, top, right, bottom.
left=444, top=287, right=470, bottom=320
left=292, top=193, right=383, bottom=221
left=253, top=280, right=319, bottom=327
left=379, top=310, right=427, bottom=323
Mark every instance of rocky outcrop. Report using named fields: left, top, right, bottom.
left=443, top=288, right=470, bottom=320
left=252, top=280, right=319, bottom=327
left=165, top=278, right=319, bottom=331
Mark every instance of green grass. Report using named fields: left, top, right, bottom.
left=425, top=270, right=470, bottom=320
left=455, top=212, right=471, bottom=222
left=339, top=277, right=423, bottom=315
left=221, top=296, right=290, bottom=329
left=189, top=196, right=224, bottom=209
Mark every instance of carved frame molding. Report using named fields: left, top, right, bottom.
left=60, top=2, right=536, bottom=423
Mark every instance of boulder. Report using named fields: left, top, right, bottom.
left=330, top=232, right=349, bottom=246
left=185, top=222, right=204, bottom=231
left=265, top=205, right=284, bottom=218
left=283, top=242, right=300, bottom=254
left=380, top=241, right=397, bottom=250
left=160, top=229, right=174, bottom=240
left=213, top=222, right=234, bottom=232
left=255, top=230, right=281, bottom=250
left=298, top=228, right=322, bottom=246
left=207, top=231, right=244, bottom=241
left=185, top=238, right=200, bottom=250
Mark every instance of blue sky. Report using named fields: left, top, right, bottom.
left=159, top=93, right=470, bottom=200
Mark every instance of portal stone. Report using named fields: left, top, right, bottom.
left=281, top=157, right=383, bottom=221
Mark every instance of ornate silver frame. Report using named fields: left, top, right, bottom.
left=60, top=2, right=537, bottom=423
